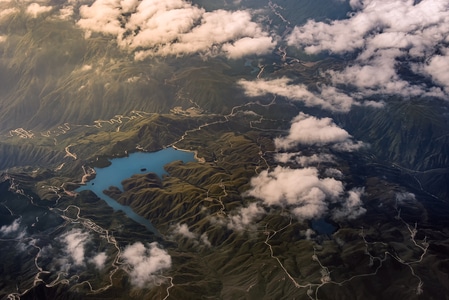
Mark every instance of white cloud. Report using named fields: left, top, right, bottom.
left=89, top=252, right=107, bottom=270
left=80, top=64, right=92, bottom=71
left=121, top=242, right=171, bottom=288
left=245, top=166, right=366, bottom=221
left=172, top=223, right=212, bottom=247
left=287, top=17, right=366, bottom=55
left=246, top=166, right=343, bottom=220
left=415, top=49, right=449, bottom=93
left=331, top=187, right=366, bottom=221
left=0, top=218, right=21, bottom=235
left=302, top=228, right=316, bottom=240
left=227, top=202, right=266, bottom=231
left=76, top=0, right=275, bottom=59
left=274, top=112, right=364, bottom=151
left=288, top=0, right=449, bottom=57
left=327, top=49, right=429, bottom=97
left=77, top=0, right=125, bottom=36
left=0, top=7, right=19, bottom=20
left=222, top=36, right=275, bottom=59
left=200, top=233, right=211, bottom=247
left=237, top=78, right=358, bottom=112
left=173, top=223, right=197, bottom=239
left=59, top=6, right=74, bottom=19
left=26, top=3, right=53, bottom=18
left=60, top=229, right=90, bottom=266
left=286, top=0, right=449, bottom=99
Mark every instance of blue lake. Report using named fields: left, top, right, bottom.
left=76, top=147, right=195, bottom=233
left=311, top=218, right=337, bottom=235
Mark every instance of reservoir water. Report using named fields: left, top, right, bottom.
left=311, top=218, right=337, bottom=235
left=76, top=147, right=195, bottom=233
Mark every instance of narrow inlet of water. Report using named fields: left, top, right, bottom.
left=76, top=147, right=195, bottom=233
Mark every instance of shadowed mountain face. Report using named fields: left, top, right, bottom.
left=338, top=99, right=449, bottom=199
left=1, top=0, right=449, bottom=299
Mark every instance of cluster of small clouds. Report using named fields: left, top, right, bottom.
left=42, top=229, right=172, bottom=287
left=332, top=187, right=366, bottom=220
left=75, top=0, right=275, bottom=60
left=287, top=0, right=449, bottom=98
left=223, top=120, right=366, bottom=231
left=2, top=0, right=448, bottom=101
left=6, top=224, right=171, bottom=288
left=40, top=228, right=108, bottom=273
left=58, top=228, right=106, bottom=272
left=121, top=242, right=172, bottom=288
left=172, top=223, right=211, bottom=247
left=238, top=0, right=449, bottom=112
left=0, top=218, right=111, bottom=274
left=245, top=166, right=365, bottom=221
left=225, top=112, right=367, bottom=229
left=224, top=164, right=365, bottom=231
left=1, top=0, right=276, bottom=60
left=0, top=0, right=52, bottom=20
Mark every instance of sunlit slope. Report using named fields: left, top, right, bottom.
left=0, top=16, right=245, bottom=132
left=0, top=142, right=66, bottom=170
left=1, top=112, right=217, bottom=175
left=1, top=94, right=448, bottom=299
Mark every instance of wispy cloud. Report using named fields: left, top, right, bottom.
left=172, top=223, right=212, bottom=247
left=89, top=252, right=107, bottom=270
left=227, top=202, right=266, bottom=231
left=60, top=228, right=90, bottom=266
left=173, top=223, right=197, bottom=239
left=238, top=78, right=357, bottom=112
left=331, top=187, right=366, bottom=221
left=199, top=233, right=211, bottom=247
left=275, top=152, right=337, bottom=168
left=395, top=192, right=416, bottom=204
